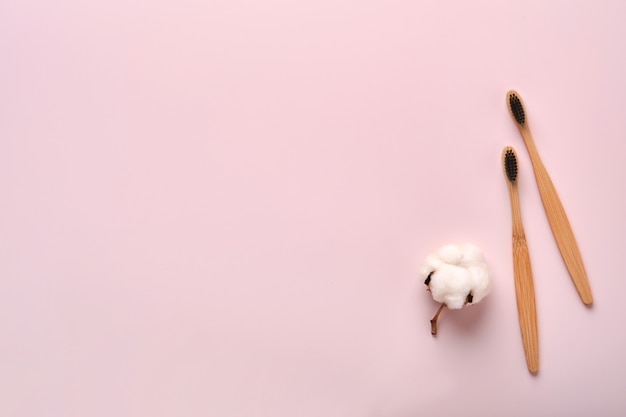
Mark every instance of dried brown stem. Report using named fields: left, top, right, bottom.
left=430, top=303, right=445, bottom=336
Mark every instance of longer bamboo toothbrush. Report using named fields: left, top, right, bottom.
left=506, top=90, right=592, bottom=305
left=503, top=146, right=539, bottom=374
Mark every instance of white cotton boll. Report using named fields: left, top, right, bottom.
left=437, top=244, right=465, bottom=265
left=421, top=243, right=491, bottom=310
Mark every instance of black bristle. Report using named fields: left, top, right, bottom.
left=504, top=149, right=518, bottom=182
left=509, top=93, right=525, bottom=125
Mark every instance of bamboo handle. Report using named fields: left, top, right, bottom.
left=522, top=130, right=593, bottom=305
left=509, top=185, right=539, bottom=373
left=512, top=232, right=539, bottom=373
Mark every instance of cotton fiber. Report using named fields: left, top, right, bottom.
left=421, top=243, right=491, bottom=334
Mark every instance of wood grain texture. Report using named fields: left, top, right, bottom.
left=504, top=147, right=540, bottom=373
left=506, top=90, right=593, bottom=305
left=520, top=127, right=592, bottom=304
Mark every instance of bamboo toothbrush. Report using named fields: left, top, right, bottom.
left=503, top=146, right=539, bottom=374
left=506, top=90, right=592, bottom=305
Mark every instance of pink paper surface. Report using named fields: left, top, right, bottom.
left=2, top=1, right=625, bottom=416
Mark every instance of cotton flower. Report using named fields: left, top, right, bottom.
left=421, top=243, right=491, bottom=335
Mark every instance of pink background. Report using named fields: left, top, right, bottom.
left=1, top=1, right=626, bottom=416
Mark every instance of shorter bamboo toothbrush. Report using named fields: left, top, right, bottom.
left=506, top=90, right=592, bottom=305
left=503, top=146, right=539, bottom=374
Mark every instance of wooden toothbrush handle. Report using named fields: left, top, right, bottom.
left=512, top=233, right=539, bottom=373
left=527, top=149, right=593, bottom=305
